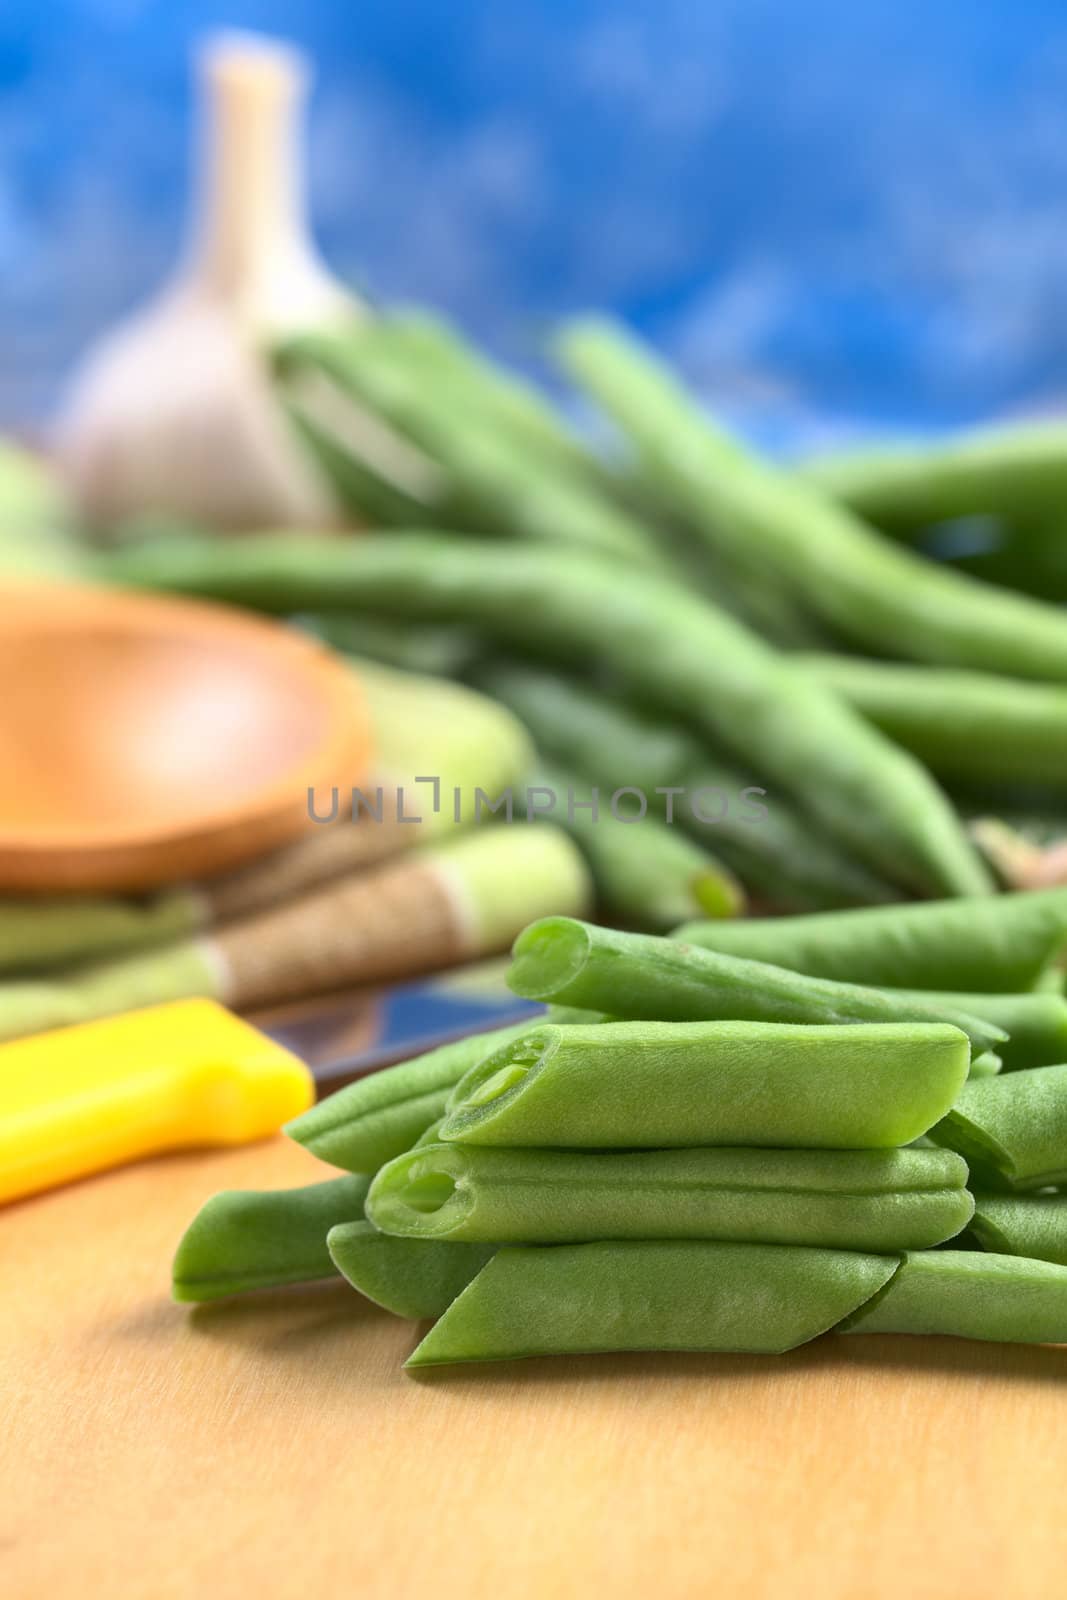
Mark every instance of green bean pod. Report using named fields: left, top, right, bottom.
left=840, top=1250, right=1067, bottom=1343
left=674, top=887, right=1067, bottom=991
left=440, top=1020, right=970, bottom=1150
left=557, top=320, right=1067, bottom=684
left=405, top=1241, right=899, bottom=1365
left=969, top=1195, right=1067, bottom=1267
left=97, top=532, right=989, bottom=898
left=798, top=654, right=1067, bottom=789
left=930, top=1064, right=1067, bottom=1190
left=881, top=988, right=1067, bottom=1070
left=529, top=762, right=744, bottom=927
left=367, top=1143, right=972, bottom=1251
left=968, top=1051, right=1003, bottom=1078
left=284, top=1020, right=538, bottom=1175
left=507, top=918, right=1004, bottom=1054
left=171, top=1174, right=370, bottom=1303
left=326, top=1221, right=495, bottom=1320
left=802, top=422, right=1067, bottom=532
left=475, top=661, right=897, bottom=911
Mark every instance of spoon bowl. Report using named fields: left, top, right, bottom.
left=0, top=581, right=370, bottom=891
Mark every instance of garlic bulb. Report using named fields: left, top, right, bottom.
left=57, top=33, right=361, bottom=530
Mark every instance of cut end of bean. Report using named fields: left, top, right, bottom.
left=367, top=1145, right=474, bottom=1238
left=442, top=1030, right=555, bottom=1131
left=507, top=917, right=590, bottom=1000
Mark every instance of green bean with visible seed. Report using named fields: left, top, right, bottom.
left=97, top=532, right=990, bottom=898
left=284, top=1020, right=538, bottom=1175
left=440, top=1020, right=970, bottom=1151
left=367, top=1143, right=972, bottom=1251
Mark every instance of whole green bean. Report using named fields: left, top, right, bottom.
left=326, top=1221, right=495, bottom=1320
left=798, top=653, right=1067, bottom=789
left=171, top=1174, right=370, bottom=1303
left=440, top=1020, right=970, bottom=1150
left=969, top=1195, right=1067, bottom=1267
left=507, top=918, right=1004, bottom=1054
left=557, top=320, right=1067, bottom=683
left=277, top=331, right=663, bottom=569
left=881, top=988, right=1067, bottom=1070
left=802, top=422, right=1067, bottom=533
left=674, top=887, right=1067, bottom=991
left=367, top=1143, right=972, bottom=1251
left=930, top=1064, right=1067, bottom=1190
left=529, top=762, right=743, bottom=927
left=284, top=1020, right=538, bottom=1174
left=405, top=1241, right=899, bottom=1365
left=475, top=661, right=897, bottom=911
left=98, top=532, right=990, bottom=898
left=840, top=1249, right=1067, bottom=1343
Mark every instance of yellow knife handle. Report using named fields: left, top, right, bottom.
left=0, top=999, right=314, bottom=1205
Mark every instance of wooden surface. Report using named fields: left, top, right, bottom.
left=4, top=1139, right=1067, bottom=1600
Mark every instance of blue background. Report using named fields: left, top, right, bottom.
left=2, top=1, right=1066, bottom=441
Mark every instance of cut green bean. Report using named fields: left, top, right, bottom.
left=475, top=661, right=897, bottom=911
left=674, top=888, right=1067, bottom=992
left=368, top=1143, right=972, bottom=1251
left=98, top=532, right=990, bottom=898
left=171, top=1174, right=369, bottom=1303
left=881, top=988, right=1067, bottom=1070
left=969, top=1195, right=1067, bottom=1267
left=326, top=1221, right=495, bottom=1320
left=968, top=1051, right=1003, bottom=1078
left=530, top=762, right=743, bottom=928
left=440, top=1020, right=970, bottom=1150
left=798, top=654, right=1067, bottom=789
left=284, top=1020, right=537, bottom=1174
left=405, top=1241, right=899, bottom=1365
left=930, top=1064, right=1067, bottom=1190
left=840, top=1250, right=1067, bottom=1343
left=507, top=918, right=1004, bottom=1053
left=558, top=319, right=1067, bottom=684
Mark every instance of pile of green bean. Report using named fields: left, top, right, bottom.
left=95, top=303, right=1067, bottom=905
left=174, top=896, right=1067, bottom=1366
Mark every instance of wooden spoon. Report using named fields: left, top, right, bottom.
left=0, top=581, right=370, bottom=891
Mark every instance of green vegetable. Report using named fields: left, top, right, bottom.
left=530, top=762, right=744, bottom=928
left=476, top=661, right=896, bottom=911
left=969, top=1195, right=1067, bottom=1267
left=506, top=918, right=1004, bottom=1053
left=367, top=1143, right=972, bottom=1251
left=673, top=888, right=1067, bottom=992
left=803, top=422, right=1067, bottom=533
left=97, top=532, right=990, bottom=898
left=881, top=988, right=1067, bottom=1070
left=557, top=319, right=1067, bottom=684
left=326, top=1221, right=495, bottom=1320
left=840, top=1250, right=1067, bottom=1343
left=440, top=1019, right=970, bottom=1150
left=171, top=1174, right=370, bottom=1302
left=798, top=654, right=1067, bottom=789
left=968, top=1051, right=1003, bottom=1079
left=930, top=1064, right=1067, bottom=1190
left=284, top=1020, right=538, bottom=1174
left=405, top=1241, right=899, bottom=1365
left=0, top=888, right=203, bottom=976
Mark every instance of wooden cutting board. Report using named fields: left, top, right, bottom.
left=4, top=1138, right=1066, bottom=1600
